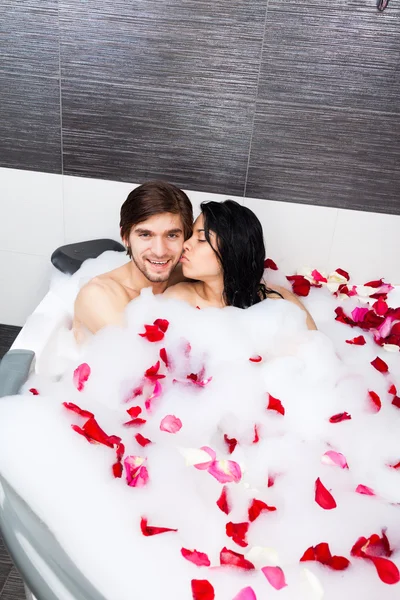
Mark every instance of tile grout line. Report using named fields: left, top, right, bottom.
left=57, top=0, right=67, bottom=244
left=243, top=0, right=271, bottom=198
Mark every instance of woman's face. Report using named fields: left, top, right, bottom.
left=179, top=214, right=221, bottom=280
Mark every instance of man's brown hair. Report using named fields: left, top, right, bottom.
left=120, top=181, right=193, bottom=257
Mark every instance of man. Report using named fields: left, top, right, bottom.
left=73, top=181, right=193, bottom=343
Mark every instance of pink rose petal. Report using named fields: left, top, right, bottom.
left=261, top=566, right=287, bottom=590
left=208, top=459, right=242, bottom=484
left=233, top=587, right=257, bottom=600
left=356, top=484, right=375, bottom=496
left=124, top=456, right=149, bottom=487
left=160, top=414, right=182, bottom=433
left=73, top=363, right=91, bottom=391
left=321, top=450, right=348, bottom=469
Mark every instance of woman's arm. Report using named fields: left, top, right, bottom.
left=266, top=283, right=317, bottom=331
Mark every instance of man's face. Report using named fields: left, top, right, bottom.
left=126, top=213, right=185, bottom=283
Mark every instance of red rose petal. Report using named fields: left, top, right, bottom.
left=145, top=360, right=165, bottom=380
left=329, top=412, right=352, bottom=423
left=264, top=258, right=278, bottom=270
left=153, top=318, right=169, bottom=333
left=159, top=347, right=169, bottom=368
left=220, top=547, right=255, bottom=570
left=368, top=390, right=382, bottom=412
left=181, top=548, right=211, bottom=567
left=81, top=417, right=115, bottom=447
left=300, top=543, right=350, bottom=571
left=123, top=417, right=147, bottom=427
left=311, top=269, right=328, bottom=283
left=335, top=268, right=350, bottom=281
left=371, top=357, right=389, bottom=373
left=191, top=579, right=215, bottom=600
left=216, top=486, right=231, bottom=515
left=253, top=425, right=260, bottom=444
left=388, top=384, right=397, bottom=395
left=224, top=434, right=238, bottom=454
left=287, top=275, right=311, bottom=297
left=135, top=433, right=152, bottom=447
left=345, top=335, right=366, bottom=346
left=139, top=325, right=165, bottom=342
left=369, top=557, right=400, bottom=585
left=267, top=394, right=285, bottom=416
left=112, top=462, right=123, bottom=478
left=249, top=355, right=262, bottom=363
left=315, top=478, right=337, bottom=510
left=140, top=517, right=177, bottom=536
left=248, top=499, right=276, bottom=522
left=329, top=555, right=351, bottom=570
left=392, top=396, right=400, bottom=409
left=29, top=388, right=39, bottom=395
left=373, top=298, right=389, bottom=317
left=226, top=522, right=249, bottom=548
left=63, top=402, right=94, bottom=419
left=126, top=405, right=142, bottom=418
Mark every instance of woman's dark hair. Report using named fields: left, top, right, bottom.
left=120, top=181, right=193, bottom=257
left=201, top=200, right=281, bottom=308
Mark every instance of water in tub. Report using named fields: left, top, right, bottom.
left=0, top=254, right=398, bottom=600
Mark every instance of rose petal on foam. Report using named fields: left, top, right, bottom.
left=321, top=450, right=348, bottom=469
left=112, top=462, right=123, bottom=478
left=329, top=412, right=352, bottom=423
left=226, top=522, right=249, bottom=548
left=160, top=414, right=182, bottom=433
left=135, top=433, right=152, bottom=447
left=253, top=425, right=260, bottom=444
left=261, top=566, right=287, bottom=590
left=126, top=405, right=142, bottom=418
left=315, top=478, right=337, bottom=510
left=63, top=402, right=94, bottom=419
left=220, top=547, right=255, bottom=570
left=345, top=335, right=366, bottom=346
left=181, top=548, right=211, bottom=567
left=371, top=357, right=389, bottom=373
left=267, top=394, right=285, bottom=416
left=300, top=543, right=350, bottom=571
left=286, top=275, right=311, bottom=297
left=73, top=363, right=91, bottom=391
left=139, top=324, right=165, bottom=342
left=392, top=396, right=400, bottom=409
left=145, top=360, right=165, bottom=380
left=311, top=269, right=328, bottom=284
left=368, top=390, right=382, bottom=412
left=249, top=355, right=262, bottom=363
left=145, top=380, right=163, bottom=412
left=208, top=459, right=242, bottom=484
left=182, top=446, right=215, bottom=468
left=335, top=268, right=350, bottom=281
left=140, top=517, right=177, bottom=536
left=191, top=579, right=215, bottom=600
left=248, top=499, right=276, bottom=522
left=373, top=298, right=389, bottom=317
left=224, top=434, right=238, bottom=454
left=153, top=318, right=169, bottom=333
left=159, top=347, right=169, bottom=368
left=81, top=417, right=115, bottom=447
left=123, top=417, right=147, bottom=427
left=233, top=587, right=257, bottom=600
left=335, top=307, right=357, bottom=327
left=369, top=556, right=400, bottom=585
left=264, top=258, right=278, bottom=270
left=217, top=486, right=231, bottom=515
left=356, top=484, right=375, bottom=496
left=29, top=388, right=39, bottom=395
left=388, top=384, right=397, bottom=395
left=124, top=456, right=149, bottom=487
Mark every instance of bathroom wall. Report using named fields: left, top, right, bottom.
left=1, top=0, right=399, bottom=325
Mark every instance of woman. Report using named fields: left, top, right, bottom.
left=164, top=200, right=317, bottom=330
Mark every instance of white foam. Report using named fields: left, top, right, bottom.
left=0, top=255, right=399, bottom=600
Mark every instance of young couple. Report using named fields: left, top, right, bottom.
left=73, top=181, right=316, bottom=343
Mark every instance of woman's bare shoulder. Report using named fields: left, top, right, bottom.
left=265, top=282, right=317, bottom=331
left=163, top=282, right=198, bottom=303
